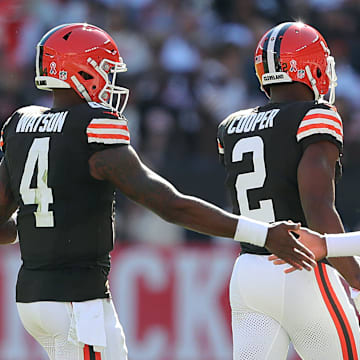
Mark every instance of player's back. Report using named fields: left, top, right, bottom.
left=217, top=100, right=343, bottom=255
left=2, top=102, right=130, bottom=301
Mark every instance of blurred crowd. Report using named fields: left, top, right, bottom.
left=1, top=0, right=360, bottom=243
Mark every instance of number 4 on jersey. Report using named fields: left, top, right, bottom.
left=20, top=137, right=54, bottom=227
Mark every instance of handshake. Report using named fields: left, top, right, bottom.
left=254, top=220, right=360, bottom=273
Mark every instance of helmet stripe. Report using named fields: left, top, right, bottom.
left=273, top=23, right=292, bottom=71
left=266, top=23, right=292, bottom=73
left=37, top=45, right=44, bottom=76
left=262, top=30, right=273, bottom=74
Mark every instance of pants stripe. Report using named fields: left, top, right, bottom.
left=83, top=345, right=90, bottom=360
left=315, top=263, right=358, bottom=360
left=83, top=345, right=101, bottom=360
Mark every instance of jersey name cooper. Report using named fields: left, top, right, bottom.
left=217, top=101, right=343, bottom=256
left=226, top=109, right=280, bottom=135
left=1, top=102, right=130, bottom=302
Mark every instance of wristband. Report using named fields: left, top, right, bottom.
left=325, top=232, right=360, bottom=257
left=234, top=216, right=269, bottom=247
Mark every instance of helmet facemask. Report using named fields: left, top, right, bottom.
left=74, top=57, right=129, bottom=114
left=304, top=45, right=337, bottom=104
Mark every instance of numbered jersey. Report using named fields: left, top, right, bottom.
left=217, top=101, right=343, bottom=255
left=1, top=102, right=130, bottom=302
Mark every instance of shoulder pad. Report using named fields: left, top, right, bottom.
left=297, top=106, right=343, bottom=144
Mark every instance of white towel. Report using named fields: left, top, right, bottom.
left=68, top=299, right=107, bottom=351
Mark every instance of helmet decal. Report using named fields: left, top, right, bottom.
left=297, top=69, right=305, bottom=79
left=59, top=70, right=67, bottom=80
left=49, top=62, right=57, bottom=75
left=289, top=60, right=297, bottom=72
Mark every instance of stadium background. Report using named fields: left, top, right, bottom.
left=0, top=0, right=360, bottom=359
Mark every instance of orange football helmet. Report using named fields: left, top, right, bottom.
left=35, top=23, right=129, bottom=113
left=254, top=22, right=337, bottom=103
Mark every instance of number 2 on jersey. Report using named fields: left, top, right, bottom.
left=20, top=137, right=54, bottom=227
left=232, top=136, right=275, bottom=222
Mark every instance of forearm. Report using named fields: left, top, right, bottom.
left=159, top=193, right=238, bottom=237
left=115, top=167, right=240, bottom=238
left=304, top=201, right=344, bottom=235
left=159, top=194, right=270, bottom=244
left=126, top=176, right=267, bottom=242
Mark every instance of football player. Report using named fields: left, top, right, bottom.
left=217, top=22, right=360, bottom=359
left=0, top=23, right=316, bottom=360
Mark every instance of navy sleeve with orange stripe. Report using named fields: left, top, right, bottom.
left=86, top=110, right=130, bottom=153
left=0, top=115, right=14, bottom=153
left=296, top=105, right=343, bottom=154
left=217, top=121, right=226, bottom=166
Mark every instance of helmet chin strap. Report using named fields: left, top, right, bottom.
left=305, top=65, right=320, bottom=102
left=305, top=56, right=337, bottom=105
left=71, top=75, right=92, bottom=102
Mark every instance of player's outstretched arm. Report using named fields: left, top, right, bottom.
left=0, top=159, right=18, bottom=244
left=89, top=145, right=316, bottom=270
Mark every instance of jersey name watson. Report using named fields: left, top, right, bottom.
left=16, top=111, right=68, bottom=133
left=227, top=109, right=280, bottom=135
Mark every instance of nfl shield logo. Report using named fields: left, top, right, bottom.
left=59, top=71, right=67, bottom=80
left=297, top=69, right=305, bottom=79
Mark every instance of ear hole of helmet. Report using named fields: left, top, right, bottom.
left=78, top=71, right=94, bottom=80
left=316, top=68, right=322, bottom=78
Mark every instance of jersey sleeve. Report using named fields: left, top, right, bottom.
left=0, top=115, right=14, bottom=153
left=86, top=111, right=130, bottom=152
left=217, top=138, right=224, bottom=155
left=217, top=121, right=226, bottom=165
left=0, top=129, right=5, bottom=152
left=296, top=106, right=343, bottom=152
